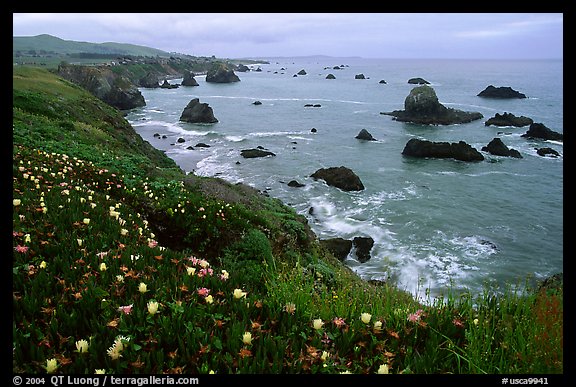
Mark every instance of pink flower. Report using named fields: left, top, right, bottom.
left=197, top=287, right=210, bottom=297
left=118, top=304, right=133, bottom=315
left=453, top=318, right=464, bottom=328
left=148, top=240, right=158, bottom=248
left=14, top=245, right=29, bottom=253
left=332, top=317, right=346, bottom=328
left=407, top=309, right=425, bottom=323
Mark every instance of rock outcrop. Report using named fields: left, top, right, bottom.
left=481, top=138, right=522, bottom=158
left=160, top=80, right=179, bottom=89
left=139, top=72, right=160, bottom=88
left=240, top=149, right=276, bottom=158
left=402, top=138, right=485, bottom=161
left=381, top=85, right=483, bottom=125
left=57, top=63, right=145, bottom=110
left=521, top=123, right=563, bottom=141
left=179, top=98, right=218, bottom=123
left=206, top=62, right=240, bottom=83
left=319, top=236, right=374, bottom=263
left=320, top=238, right=352, bottom=261
left=408, top=77, right=430, bottom=84
left=536, top=147, right=560, bottom=157
left=477, top=85, right=527, bottom=99
left=181, top=71, right=199, bottom=86
left=485, top=112, right=533, bottom=127
left=355, top=129, right=376, bottom=141
left=311, top=166, right=365, bottom=191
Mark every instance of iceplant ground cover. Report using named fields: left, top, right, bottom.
left=12, top=145, right=563, bottom=374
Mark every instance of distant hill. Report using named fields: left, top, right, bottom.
left=13, top=34, right=172, bottom=57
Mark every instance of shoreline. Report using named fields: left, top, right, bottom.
left=130, top=120, right=214, bottom=174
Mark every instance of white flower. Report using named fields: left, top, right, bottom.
left=377, top=364, right=389, bottom=374
left=45, top=358, right=58, bottom=373
left=147, top=300, right=159, bottom=315
left=312, top=318, right=324, bottom=330
left=233, top=288, right=247, bottom=299
left=242, top=332, right=252, bottom=345
left=138, top=282, right=148, bottom=293
left=76, top=339, right=89, bottom=353
left=360, top=312, right=372, bottom=324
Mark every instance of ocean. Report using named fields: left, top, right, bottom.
left=125, top=57, right=563, bottom=301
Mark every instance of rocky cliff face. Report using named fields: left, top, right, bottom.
left=57, top=63, right=145, bottom=110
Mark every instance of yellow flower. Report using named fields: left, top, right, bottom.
left=473, top=318, right=479, bottom=326
left=209, top=370, right=215, bottom=374
left=205, top=295, right=214, bottom=304
left=312, top=318, right=324, bottom=330
left=77, top=239, right=83, bottom=246
left=242, top=332, right=252, bottom=345
left=361, top=312, right=372, bottom=324
left=95, top=369, right=106, bottom=374
left=147, top=300, right=159, bottom=315
left=138, top=282, right=148, bottom=293
left=120, top=229, right=129, bottom=236
left=377, top=364, right=389, bottom=374
left=373, top=320, right=383, bottom=331
left=40, top=261, right=47, bottom=269
left=13, top=199, right=21, bottom=206
left=186, top=267, right=196, bottom=276
left=233, top=288, right=247, bottom=299
left=83, top=218, right=90, bottom=225
left=45, top=358, right=58, bottom=373
left=321, top=351, right=329, bottom=362
left=116, top=275, right=124, bottom=283
left=24, top=234, right=31, bottom=243
left=99, top=263, right=107, bottom=271
left=76, top=339, right=89, bottom=353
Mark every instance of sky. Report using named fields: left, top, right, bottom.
left=12, top=13, right=563, bottom=60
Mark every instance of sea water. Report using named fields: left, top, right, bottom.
left=125, top=57, right=563, bottom=301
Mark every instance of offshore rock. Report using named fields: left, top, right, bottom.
left=478, top=85, right=527, bottom=99
left=240, top=149, right=276, bottom=158
left=179, top=98, right=218, bottom=123
left=355, top=129, right=376, bottom=141
left=381, top=85, right=483, bottom=125
left=485, top=112, right=533, bottom=127
left=408, top=77, right=430, bottom=84
left=521, top=123, right=563, bottom=141
left=311, top=166, right=365, bottom=191
left=402, top=138, right=485, bottom=162
left=181, top=71, right=199, bottom=86
left=206, top=62, right=240, bottom=83
left=481, top=138, right=523, bottom=158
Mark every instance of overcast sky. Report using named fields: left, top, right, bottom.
left=12, top=13, right=563, bottom=60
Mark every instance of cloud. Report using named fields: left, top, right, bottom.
left=12, top=13, right=563, bottom=59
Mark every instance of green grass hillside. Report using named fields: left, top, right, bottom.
left=14, top=34, right=171, bottom=57
left=12, top=66, right=563, bottom=375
